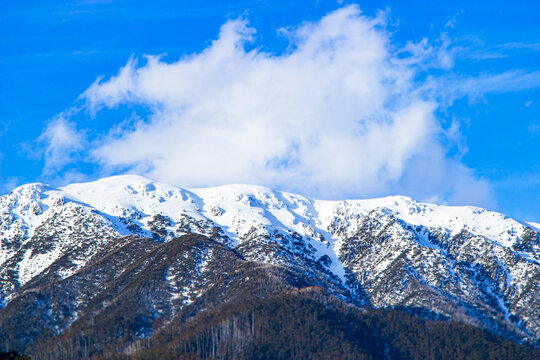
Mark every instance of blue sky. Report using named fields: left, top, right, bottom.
left=1, top=0, right=539, bottom=221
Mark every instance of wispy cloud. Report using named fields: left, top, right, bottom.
left=0, top=177, right=20, bottom=195
left=38, top=115, right=86, bottom=174
left=444, top=10, right=464, bottom=29
left=498, top=41, right=540, bottom=51
left=529, top=121, right=540, bottom=136
left=424, top=70, right=540, bottom=105
left=457, top=39, right=540, bottom=60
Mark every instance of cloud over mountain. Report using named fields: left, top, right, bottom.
left=43, top=5, right=493, bottom=206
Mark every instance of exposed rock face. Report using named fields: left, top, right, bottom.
left=0, top=175, right=538, bottom=354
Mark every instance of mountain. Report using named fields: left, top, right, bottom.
left=0, top=175, right=539, bottom=359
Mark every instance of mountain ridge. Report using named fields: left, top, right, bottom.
left=0, top=174, right=539, bottom=356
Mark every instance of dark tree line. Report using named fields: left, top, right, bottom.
left=0, top=351, right=30, bottom=360
left=5, top=289, right=540, bottom=359
left=101, top=290, right=539, bottom=360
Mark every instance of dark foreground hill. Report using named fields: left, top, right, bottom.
left=119, top=292, right=540, bottom=360
left=0, top=234, right=538, bottom=360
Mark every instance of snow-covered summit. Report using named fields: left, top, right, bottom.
left=1, top=174, right=536, bottom=287
left=0, top=175, right=535, bottom=262
left=7, top=174, right=529, bottom=247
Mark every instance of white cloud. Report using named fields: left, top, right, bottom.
left=45, top=5, right=496, bottom=206
left=529, top=121, right=540, bottom=135
left=443, top=70, right=540, bottom=101
left=38, top=116, right=85, bottom=174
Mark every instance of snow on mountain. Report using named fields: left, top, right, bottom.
left=54, top=175, right=531, bottom=248
left=528, top=221, right=540, bottom=231
left=0, top=174, right=536, bottom=288
left=0, top=175, right=539, bottom=345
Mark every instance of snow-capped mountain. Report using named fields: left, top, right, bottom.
left=0, top=175, right=539, bottom=354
